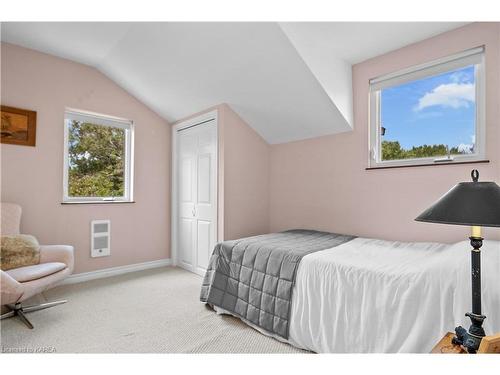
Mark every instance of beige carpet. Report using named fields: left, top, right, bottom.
left=0, top=267, right=307, bottom=353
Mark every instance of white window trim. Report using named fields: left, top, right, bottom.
left=368, top=46, right=486, bottom=169
left=63, top=108, right=135, bottom=203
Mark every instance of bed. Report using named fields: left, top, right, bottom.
left=200, top=230, right=500, bottom=353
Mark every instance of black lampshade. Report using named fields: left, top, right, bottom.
left=415, top=170, right=500, bottom=228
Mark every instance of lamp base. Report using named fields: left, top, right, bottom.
left=452, top=236, right=487, bottom=354
left=452, top=312, right=486, bottom=353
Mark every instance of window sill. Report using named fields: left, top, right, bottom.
left=366, top=159, right=489, bottom=171
left=61, top=201, right=135, bottom=205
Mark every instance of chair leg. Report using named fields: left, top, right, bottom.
left=1, top=300, right=67, bottom=329
left=22, top=300, right=67, bottom=313
left=0, top=309, right=16, bottom=319
left=16, top=309, right=34, bottom=329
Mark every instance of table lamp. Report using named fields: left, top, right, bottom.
left=415, top=169, right=500, bottom=353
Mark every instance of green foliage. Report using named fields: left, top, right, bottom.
left=68, top=121, right=125, bottom=197
left=381, top=140, right=470, bottom=161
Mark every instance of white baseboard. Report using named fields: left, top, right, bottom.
left=59, top=258, right=172, bottom=286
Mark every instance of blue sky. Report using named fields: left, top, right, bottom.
left=381, top=65, right=476, bottom=152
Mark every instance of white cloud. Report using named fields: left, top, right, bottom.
left=449, top=70, right=473, bottom=83
left=415, top=82, right=475, bottom=111
left=457, top=143, right=473, bottom=154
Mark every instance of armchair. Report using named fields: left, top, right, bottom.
left=1, top=202, right=74, bottom=328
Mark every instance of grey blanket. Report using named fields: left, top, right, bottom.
left=200, top=229, right=355, bottom=339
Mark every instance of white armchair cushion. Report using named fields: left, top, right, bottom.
left=40, top=245, right=74, bottom=274
left=6, top=262, right=66, bottom=283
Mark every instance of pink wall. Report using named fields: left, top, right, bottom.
left=220, top=104, right=270, bottom=239
left=1, top=43, right=171, bottom=273
left=269, top=23, right=500, bottom=243
left=173, top=104, right=270, bottom=242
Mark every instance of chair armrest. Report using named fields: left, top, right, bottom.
left=1, top=270, right=24, bottom=305
left=39, top=245, right=74, bottom=274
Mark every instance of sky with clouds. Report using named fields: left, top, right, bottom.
left=381, top=65, right=476, bottom=153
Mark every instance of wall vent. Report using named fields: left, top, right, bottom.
left=91, top=220, right=111, bottom=257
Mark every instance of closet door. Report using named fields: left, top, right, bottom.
left=177, top=120, right=217, bottom=275
left=193, top=121, right=217, bottom=275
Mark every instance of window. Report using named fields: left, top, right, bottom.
left=63, top=109, right=134, bottom=203
left=369, top=46, right=485, bottom=168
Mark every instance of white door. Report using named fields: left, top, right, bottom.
left=177, top=120, right=217, bottom=276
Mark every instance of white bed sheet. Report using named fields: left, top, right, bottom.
left=288, top=237, right=500, bottom=353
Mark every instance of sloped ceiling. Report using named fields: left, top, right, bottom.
left=1, top=22, right=466, bottom=144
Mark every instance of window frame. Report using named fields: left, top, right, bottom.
left=368, top=46, right=486, bottom=169
left=62, top=108, right=135, bottom=204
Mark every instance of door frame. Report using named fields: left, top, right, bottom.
left=171, top=109, right=219, bottom=273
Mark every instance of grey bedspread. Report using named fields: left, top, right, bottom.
left=200, top=229, right=355, bottom=339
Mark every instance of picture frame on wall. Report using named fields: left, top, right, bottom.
left=1, top=105, right=37, bottom=147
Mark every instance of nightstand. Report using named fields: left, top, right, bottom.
left=432, top=332, right=500, bottom=354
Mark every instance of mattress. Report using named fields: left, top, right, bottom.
left=212, top=237, right=500, bottom=353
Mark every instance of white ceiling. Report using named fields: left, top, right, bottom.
left=280, top=22, right=470, bottom=65
left=1, top=22, right=467, bottom=144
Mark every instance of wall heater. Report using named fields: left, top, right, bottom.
left=91, top=220, right=111, bottom=258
